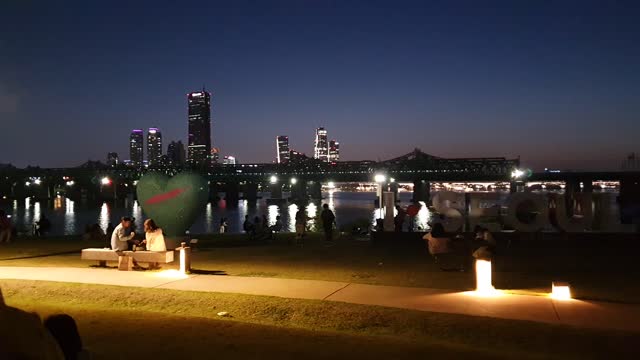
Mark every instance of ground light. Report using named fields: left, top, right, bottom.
left=270, top=175, right=278, bottom=184
left=101, top=177, right=111, bottom=185
left=290, top=177, right=297, bottom=185
left=551, top=281, right=572, bottom=300
left=474, top=259, right=499, bottom=296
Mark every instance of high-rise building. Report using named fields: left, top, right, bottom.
left=129, top=129, right=144, bottom=167
left=147, top=128, right=163, bottom=166
left=276, top=136, right=290, bottom=163
left=167, top=140, right=186, bottom=166
left=329, top=140, right=340, bottom=162
left=314, top=127, right=328, bottom=162
left=223, top=155, right=236, bottom=165
left=187, top=90, right=212, bottom=167
left=107, top=152, right=119, bottom=167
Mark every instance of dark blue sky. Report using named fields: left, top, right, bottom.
left=1, top=0, right=638, bottom=170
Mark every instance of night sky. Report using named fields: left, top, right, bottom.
left=1, top=0, right=638, bottom=171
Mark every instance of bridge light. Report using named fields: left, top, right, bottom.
left=290, top=178, right=297, bottom=185
left=374, top=174, right=386, bottom=183
left=511, top=169, right=525, bottom=179
left=270, top=175, right=278, bottom=184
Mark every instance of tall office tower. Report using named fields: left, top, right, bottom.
left=167, top=140, right=186, bottom=165
left=187, top=90, right=212, bottom=167
left=107, top=152, right=119, bottom=167
left=276, top=136, right=290, bottom=163
left=314, top=127, right=329, bottom=162
left=329, top=140, right=340, bottom=162
left=129, top=129, right=144, bottom=168
left=147, top=128, right=163, bottom=166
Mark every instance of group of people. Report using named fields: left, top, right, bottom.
left=241, top=204, right=337, bottom=246
left=423, top=222, right=497, bottom=272
left=1, top=287, right=89, bottom=359
left=0, top=210, right=52, bottom=242
left=242, top=214, right=284, bottom=242
left=110, top=217, right=166, bottom=269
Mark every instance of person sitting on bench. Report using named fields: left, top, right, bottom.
left=110, top=217, right=136, bottom=251
left=142, top=219, right=166, bottom=270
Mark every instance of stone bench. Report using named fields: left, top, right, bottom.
left=81, top=248, right=174, bottom=271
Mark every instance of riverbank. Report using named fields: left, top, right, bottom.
left=1, top=232, right=639, bottom=303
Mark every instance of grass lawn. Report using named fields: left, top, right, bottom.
left=1, top=232, right=639, bottom=303
left=1, top=280, right=637, bottom=359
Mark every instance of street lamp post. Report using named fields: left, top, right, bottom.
left=374, top=174, right=387, bottom=220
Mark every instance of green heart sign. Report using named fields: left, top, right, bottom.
left=136, top=172, right=209, bottom=238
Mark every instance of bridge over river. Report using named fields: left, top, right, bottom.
left=2, top=149, right=639, bottom=208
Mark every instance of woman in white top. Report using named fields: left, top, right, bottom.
left=142, top=219, right=166, bottom=269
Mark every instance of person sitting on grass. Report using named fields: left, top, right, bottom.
left=43, top=314, right=91, bottom=360
left=243, top=215, right=255, bottom=240
left=472, top=226, right=496, bottom=261
left=110, top=217, right=136, bottom=251
left=142, top=219, right=166, bottom=270
left=423, top=223, right=463, bottom=272
left=0, top=287, right=64, bottom=359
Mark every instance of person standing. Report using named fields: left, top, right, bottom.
left=110, top=217, right=136, bottom=251
left=294, top=209, right=307, bottom=246
left=0, top=210, right=13, bottom=244
left=219, top=217, right=228, bottom=234
left=243, top=215, right=254, bottom=240
left=320, top=204, right=336, bottom=245
left=394, top=205, right=406, bottom=232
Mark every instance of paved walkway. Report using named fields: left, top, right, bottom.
left=1, top=266, right=639, bottom=332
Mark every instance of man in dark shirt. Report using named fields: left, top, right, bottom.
left=320, top=204, right=336, bottom=245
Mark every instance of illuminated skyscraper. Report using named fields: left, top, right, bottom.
left=187, top=90, right=212, bottom=167
left=167, top=140, right=186, bottom=166
left=314, top=127, right=328, bottom=162
left=129, top=129, right=144, bottom=168
left=147, top=128, right=163, bottom=166
left=329, top=140, right=340, bottom=162
left=276, top=136, right=290, bottom=163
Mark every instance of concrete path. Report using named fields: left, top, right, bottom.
left=1, top=266, right=639, bottom=332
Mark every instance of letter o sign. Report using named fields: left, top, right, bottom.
left=505, top=193, right=549, bottom=232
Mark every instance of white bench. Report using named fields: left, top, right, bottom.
left=81, top=248, right=174, bottom=271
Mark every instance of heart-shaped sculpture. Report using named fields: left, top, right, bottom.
left=136, top=172, right=209, bottom=238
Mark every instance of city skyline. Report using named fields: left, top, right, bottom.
left=1, top=1, right=639, bottom=170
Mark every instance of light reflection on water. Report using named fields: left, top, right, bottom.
left=1, top=191, right=622, bottom=236
left=98, top=203, right=110, bottom=233
left=287, top=204, right=299, bottom=232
